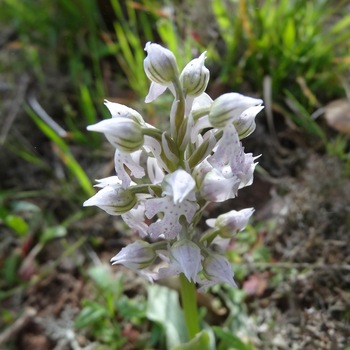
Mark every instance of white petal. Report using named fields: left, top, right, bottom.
left=121, top=204, right=149, bottom=238
left=145, top=82, right=167, bottom=103
left=114, top=149, right=145, bottom=188
left=162, top=169, right=196, bottom=204
left=171, top=240, right=202, bottom=282
left=200, top=168, right=240, bottom=202
left=94, top=176, right=123, bottom=188
left=104, top=99, right=144, bottom=124
left=192, top=93, right=213, bottom=111
left=147, top=157, right=164, bottom=184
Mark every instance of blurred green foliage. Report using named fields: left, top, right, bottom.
left=212, top=0, right=350, bottom=102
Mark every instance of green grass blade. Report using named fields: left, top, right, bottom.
left=25, top=105, right=94, bottom=197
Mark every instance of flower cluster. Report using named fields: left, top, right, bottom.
left=84, top=43, right=263, bottom=290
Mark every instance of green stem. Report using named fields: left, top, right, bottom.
left=192, top=106, right=210, bottom=121
left=174, top=78, right=185, bottom=130
left=179, top=273, right=200, bottom=339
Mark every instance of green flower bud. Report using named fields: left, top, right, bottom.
left=180, top=52, right=209, bottom=96
left=87, top=117, right=144, bottom=152
left=144, top=42, right=179, bottom=85
left=208, top=93, right=263, bottom=128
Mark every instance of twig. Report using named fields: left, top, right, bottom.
left=0, top=307, right=37, bottom=346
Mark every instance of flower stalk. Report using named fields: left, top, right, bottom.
left=179, top=273, right=200, bottom=340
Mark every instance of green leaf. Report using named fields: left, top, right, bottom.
left=79, top=85, right=97, bottom=126
left=283, top=18, right=296, bottom=49
left=4, top=215, right=28, bottom=236
left=330, top=14, right=350, bottom=35
left=2, top=253, right=21, bottom=285
left=40, top=225, right=67, bottom=244
left=88, top=265, right=123, bottom=294
left=116, top=295, right=146, bottom=320
left=171, top=330, right=211, bottom=350
left=75, top=302, right=108, bottom=329
left=147, top=284, right=187, bottom=348
left=213, top=327, right=254, bottom=350
left=212, top=0, right=231, bottom=34
left=284, top=90, right=326, bottom=141
left=25, top=106, right=94, bottom=197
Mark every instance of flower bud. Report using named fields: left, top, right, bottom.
left=208, top=93, right=263, bottom=128
left=110, top=241, right=156, bottom=270
left=180, top=52, right=209, bottom=97
left=206, top=208, right=254, bottom=238
left=83, top=183, right=137, bottom=215
left=233, top=105, right=264, bottom=139
left=202, top=253, right=237, bottom=288
left=87, top=117, right=144, bottom=152
left=144, top=42, right=179, bottom=85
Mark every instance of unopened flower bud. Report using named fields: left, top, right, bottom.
left=180, top=52, right=209, bottom=97
left=110, top=241, right=156, bottom=270
left=87, top=117, right=144, bottom=152
left=144, top=42, right=179, bottom=85
left=83, top=183, right=137, bottom=215
left=208, top=93, right=263, bottom=128
left=233, top=105, right=264, bottom=139
left=202, top=254, right=237, bottom=288
left=206, top=208, right=254, bottom=238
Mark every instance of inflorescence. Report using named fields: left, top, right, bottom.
left=84, top=42, right=263, bottom=290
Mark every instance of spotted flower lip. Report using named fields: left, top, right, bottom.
left=145, top=195, right=199, bottom=240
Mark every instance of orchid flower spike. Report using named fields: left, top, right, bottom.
left=84, top=42, right=264, bottom=291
